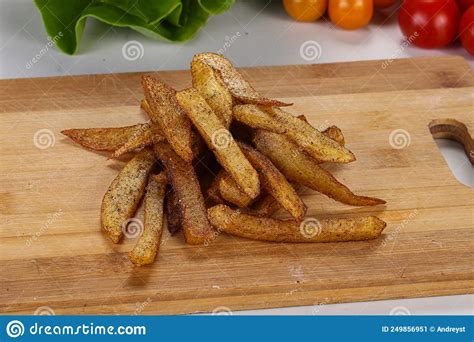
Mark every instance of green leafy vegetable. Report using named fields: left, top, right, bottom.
left=34, top=0, right=235, bottom=54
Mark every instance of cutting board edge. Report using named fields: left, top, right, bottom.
left=2, top=279, right=472, bottom=315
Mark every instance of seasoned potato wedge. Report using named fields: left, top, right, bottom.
left=142, top=75, right=194, bottom=162
left=254, top=129, right=386, bottom=206
left=194, top=53, right=291, bottom=107
left=249, top=184, right=302, bottom=217
left=248, top=193, right=281, bottom=217
left=101, top=148, right=156, bottom=243
left=208, top=171, right=254, bottom=208
left=297, top=115, right=345, bottom=147
left=322, top=126, right=345, bottom=146
left=233, top=104, right=287, bottom=133
left=176, top=88, right=260, bottom=199
left=247, top=105, right=355, bottom=163
left=208, top=205, right=386, bottom=243
left=191, top=57, right=233, bottom=128
left=238, top=141, right=307, bottom=221
left=129, top=175, right=166, bottom=265
left=62, top=123, right=151, bottom=152
left=154, top=142, right=214, bottom=245
left=111, top=123, right=164, bottom=158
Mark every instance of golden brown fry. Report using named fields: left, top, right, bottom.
left=191, top=57, right=233, bottom=128
left=111, top=123, right=164, bottom=158
left=250, top=105, right=355, bottom=163
left=176, top=88, right=260, bottom=199
left=233, top=104, right=287, bottom=133
left=61, top=123, right=150, bottom=152
left=297, top=115, right=345, bottom=147
left=248, top=193, right=281, bottom=217
left=165, top=189, right=182, bottom=235
left=208, top=205, right=386, bottom=243
left=154, top=142, right=214, bottom=245
left=101, top=148, right=156, bottom=243
left=194, top=53, right=292, bottom=107
left=141, top=75, right=194, bottom=162
left=238, top=141, right=307, bottom=221
left=129, top=175, right=166, bottom=265
left=209, top=171, right=254, bottom=208
left=322, top=126, right=345, bottom=146
left=140, top=99, right=152, bottom=116
left=249, top=183, right=303, bottom=217
left=254, top=129, right=386, bottom=206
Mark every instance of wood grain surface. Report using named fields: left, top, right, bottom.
left=0, top=56, right=473, bottom=315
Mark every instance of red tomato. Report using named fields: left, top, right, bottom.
left=398, top=0, right=461, bottom=48
left=457, top=0, right=474, bottom=11
left=459, top=6, right=474, bottom=54
left=329, top=0, right=374, bottom=30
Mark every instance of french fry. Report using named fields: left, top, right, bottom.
left=249, top=184, right=303, bottom=217
left=61, top=123, right=151, bottom=152
left=208, top=171, right=254, bottom=208
left=208, top=205, right=386, bottom=243
left=248, top=193, right=281, bottom=217
left=129, top=175, right=166, bottom=265
left=101, top=148, right=156, bottom=243
left=267, top=106, right=355, bottom=163
left=194, top=53, right=292, bottom=107
left=238, top=141, right=307, bottom=221
left=322, top=126, right=345, bottom=146
left=233, top=104, right=287, bottom=133
left=191, top=57, right=233, bottom=128
left=176, top=88, right=260, bottom=199
left=154, top=142, right=214, bottom=245
left=111, top=123, right=164, bottom=158
left=297, top=115, right=345, bottom=147
left=240, top=105, right=354, bottom=163
left=254, top=129, right=386, bottom=206
left=141, top=75, right=194, bottom=162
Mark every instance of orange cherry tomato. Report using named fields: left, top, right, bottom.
left=373, top=0, right=397, bottom=8
left=283, top=0, right=328, bottom=22
left=328, top=0, right=373, bottom=29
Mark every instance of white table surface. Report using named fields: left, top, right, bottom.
left=1, top=0, right=472, bottom=315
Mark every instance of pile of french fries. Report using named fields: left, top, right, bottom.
left=62, top=53, right=386, bottom=265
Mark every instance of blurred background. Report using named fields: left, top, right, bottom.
left=0, top=0, right=472, bottom=79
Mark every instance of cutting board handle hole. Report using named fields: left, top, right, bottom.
left=429, top=119, right=474, bottom=165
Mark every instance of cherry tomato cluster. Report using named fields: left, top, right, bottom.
left=399, top=0, right=474, bottom=55
left=283, top=0, right=397, bottom=30
left=283, top=0, right=474, bottom=55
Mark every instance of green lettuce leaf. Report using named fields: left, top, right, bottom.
left=33, top=0, right=235, bottom=54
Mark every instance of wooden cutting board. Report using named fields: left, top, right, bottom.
left=1, top=56, right=473, bottom=315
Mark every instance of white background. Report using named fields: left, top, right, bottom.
left=0, top=0, right=472, bottom=315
